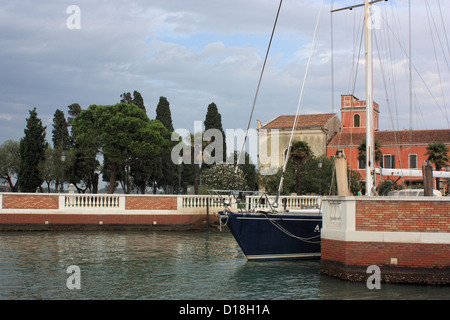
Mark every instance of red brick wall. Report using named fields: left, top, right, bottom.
left=0, top=213, right=202, bottom=225
left=321, top=238, right=450, bottom=269
left=356, top=199, right=450, bottom=232
left=125, top=196, right=177, bottom=210
left=2, top=194, right=59, bottom=209
left=321, top=238, right=450, bottom=284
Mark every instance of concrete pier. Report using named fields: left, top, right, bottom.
left=0, top=192, right=319, bottom=231
left=320, top=196, right=450, bottom=285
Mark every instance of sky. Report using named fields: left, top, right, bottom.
left=1, top=0, right=449, bottom=156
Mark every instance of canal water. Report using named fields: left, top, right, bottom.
left=0, top=231, right=449, bottom=300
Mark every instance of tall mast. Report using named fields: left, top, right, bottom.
left=332, top=0, right=386, bottom=196
left=364, top=0, right=375, bottom=196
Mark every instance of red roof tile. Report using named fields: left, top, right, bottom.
left=328, top=129, right=450, bottom=147
left=262, top=114, right=337, bottom=129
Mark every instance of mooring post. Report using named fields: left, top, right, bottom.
left=423, top=160, right=433, bottom=196
left=206, top=197, right=210, bottom=233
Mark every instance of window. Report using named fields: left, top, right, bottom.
left=382, top=155, right=395, bottom=169
left=358, top=158, right=365, bottom=169
left=409, top=154, right=417, bottom=169
left=353, top=114, right=361, bottom=127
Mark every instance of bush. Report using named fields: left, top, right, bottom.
left=201, top=164, right=249, bottom=191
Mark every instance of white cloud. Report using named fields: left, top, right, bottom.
left=0, top=0, right=449, bottom=147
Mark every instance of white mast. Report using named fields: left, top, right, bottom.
left=364, top=0, right=375, bottom=196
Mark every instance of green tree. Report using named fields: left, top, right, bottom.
left=188, top=132, right=205, bottom=195
left=300, top=156, right=335, bottom=195
left=69, top=147, right=100, bottom=193
left=67, top=103, right=82, bottom=147
left=52, top=109, right=70, bottom=150
left=171, top=134, right=195, bottom=194
left=261, top=162, right=296, bottom=195
left=73, top=103, right=169, bottom=194
left=67, top=103, right=82, bottom=127
left=121, top=91, right=146, bottom=112
left=155, top=96, right=174, bottom=132
left=0, top=140, right=20, bottom=192
left=204, top=102, right=226, bottom=166
left=229, top=151, right=258, bottom=191
left=153, top=96, right=177, bottom=193
left=425, top=142, right=450, bottom=191
left=65, top=103, right=100, bottom=193
left=290, top=140, right=313, bottom=195
left=357, top=139, right=383, bottom=166
left=18, top=108, right=48, bottom=192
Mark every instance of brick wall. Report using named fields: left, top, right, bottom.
left=125, top=196, right=177, bottom=210
left=2, top=194, right=59, bottom=209
left=320, top=238, right=450, bottom=284
left=356, top=199, right=450, bottom=232
left=321, top=238, right=450, bottom=268
left=0, top=213, right=202, bottom=226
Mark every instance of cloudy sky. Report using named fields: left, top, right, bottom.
left=1, top=0, right=449, bottom=151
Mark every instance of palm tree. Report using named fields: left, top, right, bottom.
left=290, top=141, right=313, bottom=195
left=357, top=139, right=383, bottom=166
left=425, top=142, right=449, bottom=191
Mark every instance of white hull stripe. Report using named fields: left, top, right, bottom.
left=246, top=252, right=321, bottom=260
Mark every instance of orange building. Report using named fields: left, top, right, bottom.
left=327, top=95, right=450, bottom=190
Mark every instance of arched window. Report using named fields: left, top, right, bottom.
left=353, top=114, right=361, bottom=127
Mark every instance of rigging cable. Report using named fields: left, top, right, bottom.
left=331, top=0, right=335, bottom=113
left=231, top=0, right=283, bottom=193
left=437, top=0, right=450, bottom=59
left=374, top=30, right=406, bottom=186
left=380, top=15, right=449, bottom=128
left=276, top=0, right=326, bottom=203
left=424, top=0, right=448, bottom=123
left=261, top=212, right=321, bottom=243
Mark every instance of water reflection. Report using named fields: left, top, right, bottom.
left=0, top=231, right=449, bottom=300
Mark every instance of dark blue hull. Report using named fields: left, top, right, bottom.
left=221, top=211, right=321, bottom=260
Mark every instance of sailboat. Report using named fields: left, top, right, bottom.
left=215, top=0, right=326, bottom=260
left=215, top=189, right=322, bottom=260
left=217, top=0, right=449, bottom=260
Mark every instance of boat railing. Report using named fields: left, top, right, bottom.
left=206, top=190, right=321, bottom=212
left=246, top=195, right=321, bottom=211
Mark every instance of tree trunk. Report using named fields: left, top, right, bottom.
left=296, top=162, right=302, bottom=195
left=194, top=164, right=199, bottom=194
left=108, top=163, right=117, bottom=194
left=93, top=173, right=99, bottom=194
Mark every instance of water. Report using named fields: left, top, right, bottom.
left=0, top=231, right=449, bottom=300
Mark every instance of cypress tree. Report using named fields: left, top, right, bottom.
left=120, top=91, right=146, bottom=112
left=132, top=91, right=145, bottom=112
left=154, top=96, right=177, bottom=193
left=52, top=109, right=70, bottom=149
left=67, top=103, right=82, bottom=127
left=155, top=96, right=174, bottom=132
left=204, top=102, right=226, bottom=165
left=18, top=108, right=48, bottom=192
